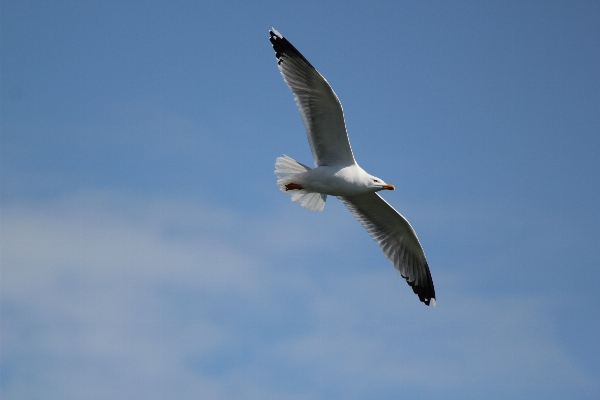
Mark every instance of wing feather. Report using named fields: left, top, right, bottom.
left=339, top=193, right=436, bottom=306
left=269, top=29, right=355, bottom=167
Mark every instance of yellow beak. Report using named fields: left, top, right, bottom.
left=382, top=184, right=395, bottom=190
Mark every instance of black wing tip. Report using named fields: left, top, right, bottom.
left=403, top=265, right=436, bottom=307
left=268, top=28, right=315, bottom=69
left=410, top=283, right=436, bottom=307
left=416, top=290, right=436, bottom=307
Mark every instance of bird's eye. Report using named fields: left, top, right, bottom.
left=373, top=179, right=380, bottom=183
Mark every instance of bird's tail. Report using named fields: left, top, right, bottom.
left=274, top=155, right=326, bottom=212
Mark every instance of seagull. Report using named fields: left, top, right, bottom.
left=269, top=29, right=435, bottom=306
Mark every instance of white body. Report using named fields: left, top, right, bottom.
left=295, top=164, right=379, bottom=196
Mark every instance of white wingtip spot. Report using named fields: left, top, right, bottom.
left=271, top=28, right=282, bottom=38
left=431, top=298, right=436, bottom=308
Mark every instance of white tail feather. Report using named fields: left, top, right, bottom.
left=275, top=155, right=310, bottom=178
left=274, top=155, right=326, bottom=212
left=291, top=191, right=327, bottom=212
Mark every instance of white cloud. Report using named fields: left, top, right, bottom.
left=1, top=191, right=596, bottom=399
left=268, top=271, right=594, bottom=398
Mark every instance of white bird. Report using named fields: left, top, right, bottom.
left=270, top=29, right=435, bottom=306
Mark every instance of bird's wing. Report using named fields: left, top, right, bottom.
left=339, top=192, right=436, bottom=306
left=270, top=29, right=355, bottom=167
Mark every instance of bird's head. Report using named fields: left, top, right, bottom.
left=369, top=176, right=395, bottom=192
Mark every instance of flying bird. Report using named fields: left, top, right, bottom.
left=269, top=29, right=435, bottom=306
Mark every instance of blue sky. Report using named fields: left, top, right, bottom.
left=2, top=1, right=599, bottom=399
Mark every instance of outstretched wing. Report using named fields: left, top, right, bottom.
left=339, top=193, right=436, bottom=306
left=269, top=29, right=355, bottom=167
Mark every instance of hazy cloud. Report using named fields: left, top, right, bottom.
left=2, top=191, right=595, bottom=399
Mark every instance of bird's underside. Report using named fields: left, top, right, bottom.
left=270, top=28, right=436, bottom=306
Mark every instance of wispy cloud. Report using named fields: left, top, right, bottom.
left=1, top=191, right=596, bottom=399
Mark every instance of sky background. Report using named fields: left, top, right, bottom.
left=2, top=1, right=599, bottom=399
